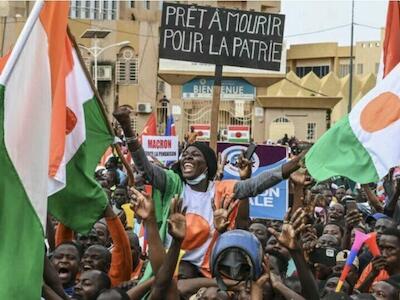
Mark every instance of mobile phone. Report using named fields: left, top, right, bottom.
left=309, top=247, right=338, bottom=267
left=244, top=143, right=257, bottom=160
left=346, top=200, right=357, bottom=212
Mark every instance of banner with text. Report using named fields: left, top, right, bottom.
left=182, top=78, right=255, bottom=100
left=160, top=2, right=285, bottom=70
left=217, top=142, right=288, bottom=220
left=142, top=135, right=179, bottom=162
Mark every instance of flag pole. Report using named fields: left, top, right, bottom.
left=67, top=27, right=135, bottom=186
left=347, top=0, right=355, bottom=113
left=0, top=0, right=44, bottom=85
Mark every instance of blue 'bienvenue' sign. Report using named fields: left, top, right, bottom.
left=182, top=78, right=255, bottom=100
left=217, top=142, right=288, bottom=220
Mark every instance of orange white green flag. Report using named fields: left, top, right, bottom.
left=0, top=1, right=112, bottom=298
left=306, top=0, right=400, bottom=184
left=305, top=63, right=400, bottom=183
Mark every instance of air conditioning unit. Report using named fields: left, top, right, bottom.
left=137, top=103, right=152, bottom=114
left=93, top=65, right=112, bottom=81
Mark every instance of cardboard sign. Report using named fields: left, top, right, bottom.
left=217, top=142, right=288, bottom=220
left=160, top=2, right=285, bottom=71
left=142, top=135, right=179, bottom=162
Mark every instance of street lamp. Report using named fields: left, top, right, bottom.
left=80, top=29, right=130, bottom=88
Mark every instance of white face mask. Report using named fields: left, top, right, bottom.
left=186, top=170, right=208, bottom=185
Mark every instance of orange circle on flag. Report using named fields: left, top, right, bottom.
left=181, top=213, right=210, bottom=251
left=66, top=107, right=77, bottom=135
left=360, top=91, right=400, bottom=133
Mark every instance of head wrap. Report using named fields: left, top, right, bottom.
left=189, top=142, right=217, bottom=180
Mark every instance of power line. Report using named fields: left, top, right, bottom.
left=354, top=23, right=382, bottom=30
left=285, top=22, right=382, bottom=38
left=286, top=24, right=351, bottom=38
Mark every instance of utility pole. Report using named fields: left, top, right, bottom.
left=348, top=0, right=355, bottom=113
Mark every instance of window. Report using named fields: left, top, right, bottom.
left=85, top=1, right=91, bottom=18
left=295, top=65, right=329, bottom=78
left=307, top=123, right=316, bottom=140
left=357, top=63, right=363, bottom=75
left=70, top=0, right=116, bottom=20
left=116, top=47, right=138, bottom=85
left=375, top=63, right=380, bottom=74
left=130, top=0, right=135, bottom=8
left=273, top=117, right=290, bottom=123
left=146, top=0, right=150, bottom=9
left=339, top=64, right=349, bottom=77
left=76, top=0, right=81, bottom=18
left=158, top=80, right=165, bottom=93
left=111, top=0, right=117, bottom=19
left=338, top=63, right=355, bottom=78
left=94, top=1, right=99, bottom=19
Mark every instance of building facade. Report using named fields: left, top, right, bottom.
left=0, top=0, right=162, bottom=132
left=0, top=1, right=382, bottom=144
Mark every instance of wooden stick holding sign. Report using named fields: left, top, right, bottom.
left=210, top=64, right=223, bottom=152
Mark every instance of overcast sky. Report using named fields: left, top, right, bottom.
left=282, top=0, right=388, bottom=46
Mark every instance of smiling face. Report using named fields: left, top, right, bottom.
left=51, top=244, right=80, bottom=287
left=179, top=146, right=208, bottom=180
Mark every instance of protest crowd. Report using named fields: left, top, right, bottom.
left=38, top=106, right=400, bottom=300
left=3, top=1, right=400, bottom=300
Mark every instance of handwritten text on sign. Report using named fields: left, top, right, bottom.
left=142, top=135, right=179, bottom=162
left=159, top=2, right=285, bottom=71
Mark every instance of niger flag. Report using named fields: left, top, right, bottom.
left=0, top=2, right=112, bottom=298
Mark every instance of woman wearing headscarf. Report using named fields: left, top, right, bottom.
left=113, top=107, right=303, bottom=278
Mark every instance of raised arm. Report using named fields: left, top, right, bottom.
left=234, top=154, right=303, bottom=199
left=149, top=197, right=187, bottom=300
left=362, top=184, right=384, bottom=213
left=270, top=272, right=305, bottom=300
left=104, top=205, right=133, bottom=286
left=268, top=208, right=320, bottom=300
left=130, top=188, right=166, bottom=275
left=113, top=107, right=167, bottom=193
left=384, top=178, right=400, bottom=217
